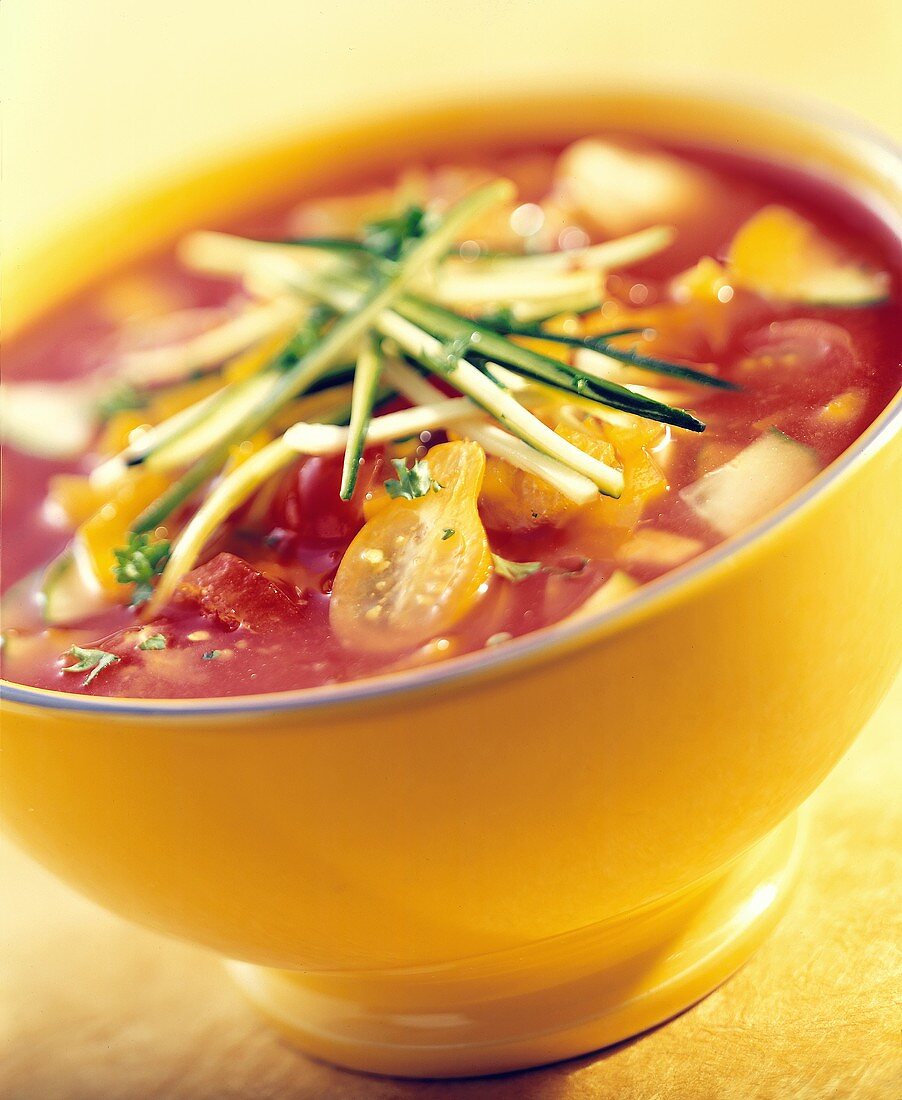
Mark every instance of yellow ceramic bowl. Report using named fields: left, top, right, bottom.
left=2, top=88, right=901, bottom=1078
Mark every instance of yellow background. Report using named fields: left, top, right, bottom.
left=4, top=0, right=902, bottom=271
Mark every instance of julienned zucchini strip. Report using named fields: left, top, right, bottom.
left=146, top=396, right=483, bottom=614
left=145, top=356, right=609, bottom=617
left=340, top=333, right=384, bottom=500
left=89, top=186, right=705, bottom=612
left=391, top=294, right=707, bottom=430
left=238, top=248, right=705, bottom=435
left=183, top=231, right=715, bottom=418
left=252, top=263, right=627, bottom=494
left=373, top=311, right=625, bottom=497
left=382, top=358, right=600, bottom=505
left=274, top=221, right=675, bottom=274
left=131, top=180, right=516, bottom=530
left=476, top=316, right=739, bottom=391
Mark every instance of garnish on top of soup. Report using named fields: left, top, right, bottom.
left=1, top=136, right=899, bottom=698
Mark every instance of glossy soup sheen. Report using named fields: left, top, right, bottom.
left=2, top=137, right=900, bottom=698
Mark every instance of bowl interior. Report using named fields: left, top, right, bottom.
left=3, top=85, right=901, bottom=715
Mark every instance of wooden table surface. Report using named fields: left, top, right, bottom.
left=2, top=678, right=900, bottom=1100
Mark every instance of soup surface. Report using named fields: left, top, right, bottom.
left=2, top=133, right=900, bottom=698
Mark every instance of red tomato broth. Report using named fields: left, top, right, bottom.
left=2, top=136, right=900, bottom=698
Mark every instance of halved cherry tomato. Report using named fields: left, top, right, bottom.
left=330, top=441, right=492, bottom=652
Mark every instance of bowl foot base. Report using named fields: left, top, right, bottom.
left=226, top=813, right=803, bottom=1078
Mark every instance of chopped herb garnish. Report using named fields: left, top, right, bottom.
left=442, top=528, right=455, bottom=540
left=363, top=205, right=430, bottom=261
left=278, top=305, right=336, bottom=367
left=384, top=457, right=442, bottom=500
left=137, top=634, right=167, bottom=651
left=97, top=385, right=149, bottom=420
left=429, top=333, right=474, bottom=376
left=62, top=645, right=120, bottom=685
left=491, top=554, right=542, bottom=582
left=545, top=557, right=590, bottom=577
left=202, top=650, right=223, bottom=660
left=112, top=532, right=171, bottom=606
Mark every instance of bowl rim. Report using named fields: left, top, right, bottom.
left=2, top=82, right=901, bottom=720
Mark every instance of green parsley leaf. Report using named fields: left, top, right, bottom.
left=491, top=553, right=542, bottom=583
left=112, top=532, right=171, bottom=606
left=476, top=307, right=519, bottom=331
left=280, top=305, right=335, bottom=366
left=62, top=645, right=121, bottom=685
left=545, top=557, right=590, bottom=577
left=363, top=205, right=429, bottom=261
left=96, top=385, right=149, bottom=421
left=384, top=458, right=442, bottom=500
left=137, top=634, right=167, bottom=651
left=429, top=333, right=474, bottom=376
left=202, top=650, right=223, bottom=660
left=442, top=528, right=455, bottom=540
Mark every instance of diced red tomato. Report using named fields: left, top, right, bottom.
left=174, top=552, right=304, bottom=632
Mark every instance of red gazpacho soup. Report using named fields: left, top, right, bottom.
left=2, top=134, right=900, bottom=698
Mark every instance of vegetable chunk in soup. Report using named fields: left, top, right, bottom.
left=2, top=135, right=900, bottom=698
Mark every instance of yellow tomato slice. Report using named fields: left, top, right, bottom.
left=478, top=414, right=665, bottom=546
left=330, top=441, right=492, bottom=652
left=46, top=475, right=110, bottom=529
left=727, top=205, right=889, bottom=305
left=221, top=430, right=273, bottom=475
left=97, top=410, right=152, bottom=456
left=75, top=471, right=171, bottom=595
left=480, top=421, right=620, bottom=532
left=587, top=419, right=667, bottom=534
